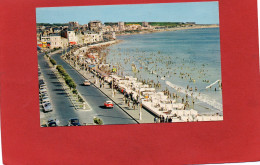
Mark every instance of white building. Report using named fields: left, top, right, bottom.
left=82, top=31, right=103, bottom=44
left=67, top=30, right=78, bottom=45
left=118, top=22, right=125, bottom=31
left=49, top=34, right=63, bottom=49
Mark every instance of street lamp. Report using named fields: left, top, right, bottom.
left=83, top=56, right=86, bottom=75
left=139, top=95, right=142, bottom=120
left=82, top=38, right=85, bottom=46
left=69, top=43, right=72, bottom=65
left=137, top=86, right=142, bottom=120
left=112, top=76, right=114, bottom=98
left=95, top=61, right=98, bottom=85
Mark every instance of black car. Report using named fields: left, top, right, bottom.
left=47, top=119, right=57, bottom=127
left=68, top=118, right=81, bottom=126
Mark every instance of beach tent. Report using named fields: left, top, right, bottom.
left=171, top=117, right=181, bottom=122
left=197, top=116, right=203, bottom=121
left=190, top=109, right=198, bottom=116
left=217, top=116, right=223, bottom=121
left=176, top=110, right=184, bottom=116
left=183, top=110, right=191, bottom=116
left=203, top=116, right=211, bottom=121
left=172, top=103, right=184, bottom=110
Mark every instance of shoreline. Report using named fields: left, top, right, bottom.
left=116, top=24, right=219, bottom=36
left=104, top=27, right=222, bottom=115
left=72, top=27, right=222, bottom=116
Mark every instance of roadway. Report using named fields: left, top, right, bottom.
left=48, top=51, right=137, bottom=125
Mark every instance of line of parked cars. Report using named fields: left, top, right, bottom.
left=39, top=65, right=53, bottom=113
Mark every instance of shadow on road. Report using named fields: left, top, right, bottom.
left=53, top=89, right=66, bottom=91
left=98, top=105, right=113, bottom=109
left=96, top=114, right=135, bottom=121
left=56, top=92, right=67, bottom=95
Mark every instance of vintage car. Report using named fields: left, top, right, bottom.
left=83, top=80, right=91, bottom=86
left=68, top=118, right=81, bottom=126
left=104, top=101, right=114, bottom=108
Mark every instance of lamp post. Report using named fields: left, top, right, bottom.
left=112, top=76, right=114, bottom=98
left=95, top=61, right=98, bottom=85
left=82, top=38, right=85, bottom=46
left=69, top=43, right=72, bottom=65
left=75, top=54, right=78, bottom=70
left=139, top=96, right=142, bottom=120
left=138, top=86, right=142, bottom=120
left=83, top=56, right=86, bottom=75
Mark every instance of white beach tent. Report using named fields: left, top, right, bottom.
left=190, top=109, right=198, bottom=116
left=197, top=116, right=203, bottom=121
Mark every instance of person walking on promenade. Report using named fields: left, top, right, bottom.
left=154, top=117, right=157, bottom=123
left=162, top=116, right=165, bottom=123
left=133, top=101, right=136, bottom=110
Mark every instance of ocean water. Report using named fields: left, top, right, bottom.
left=106, top=28, right=222, bottom=114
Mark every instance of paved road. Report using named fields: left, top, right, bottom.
left=38, top=52, right=82, bottom=126
left=51, top=52, right=137, bottom=125
left=39, top=52, right=108, bottom=126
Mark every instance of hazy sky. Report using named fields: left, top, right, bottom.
left=36, top=2, right=219, bottom=24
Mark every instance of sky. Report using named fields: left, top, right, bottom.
left=36, top=1, right=219, bottom=24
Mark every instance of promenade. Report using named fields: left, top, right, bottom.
left=63, top=56, right=156, bottom=124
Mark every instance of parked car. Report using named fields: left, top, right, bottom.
left=40, top=84, right=47, bottom=88
left=40, top=93, right=48, bottom=98
left=40, top=86, right=47, bottom=90
left=39, top=79, right=45, bottom=86
left=47, top=119, right=57, bottom=127
left=43, top=102, right=53, bottom=112
left=83, top=80, right=91, bottom=86
left=40, top=88, right=47, bottom=93
left=104, top=101, right=114, bottom=108
left=42, top=97, right=50, bottom=103
left=68, top=118, right=81, bottom=126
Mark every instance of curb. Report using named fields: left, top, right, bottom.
left=45, top=54, right=91, bottom=111
left=61, top=55, right=140, bottom=124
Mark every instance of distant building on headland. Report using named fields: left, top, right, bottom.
left=69, top=21, right=79, bottom=29
left=142, top=22, right=149, bottom=27
left=186, top=22, right=196, bottom=24
left=118, top=22, right=125, bottom=31
left=88, top=20, right=102, bottom=31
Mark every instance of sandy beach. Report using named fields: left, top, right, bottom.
left=117, top=24, right=219, bottom=36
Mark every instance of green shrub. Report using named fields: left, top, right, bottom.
left=69, top=81, right=76, bottom=89
left=93, top=117, right=103, bottom=125
left=78, top=95, right=84, bottom=102
left=65, top=78, right=73, bottom=86
left=50, top=58, right=57, bottom=65
left=72, top=89, right=78, bottom=94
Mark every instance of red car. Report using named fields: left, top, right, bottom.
left=104, top=101, right=114, bottom=108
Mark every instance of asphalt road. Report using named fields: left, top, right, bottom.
left=49, top=52, right=137, bottom=125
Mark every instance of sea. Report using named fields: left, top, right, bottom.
left=106, top=28, right=222, bottom=115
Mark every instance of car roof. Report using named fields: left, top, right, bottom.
left=70, top=118, right=79, bottom=120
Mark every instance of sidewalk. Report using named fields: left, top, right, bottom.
left=63, top=57, right=156, bottom=123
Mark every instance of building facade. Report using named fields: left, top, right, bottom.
left=67, top=30, right=78, bottom=45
